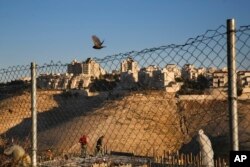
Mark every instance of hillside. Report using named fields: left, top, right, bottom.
left=0, top=90, right=250, bottom=160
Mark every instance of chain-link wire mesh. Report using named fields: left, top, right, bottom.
left=0, top=22, right=250, bottom=166
left=236, top=25, right=250, bottom=156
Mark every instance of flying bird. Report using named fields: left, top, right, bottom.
left=92, top=35, right=105, bottom=49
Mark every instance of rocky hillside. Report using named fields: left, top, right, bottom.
left=0, top=89, right=250, bottom=159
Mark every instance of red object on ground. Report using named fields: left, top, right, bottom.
left=79, top=135, right=88, bottom=144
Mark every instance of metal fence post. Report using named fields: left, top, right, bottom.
left=227, top=18, right=239, bottom=151
left=31, top=62, right=37, bottom=166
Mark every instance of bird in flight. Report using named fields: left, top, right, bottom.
left=92, top=35, right=106, bottom=49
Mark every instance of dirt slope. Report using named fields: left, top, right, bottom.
left=1, top=90, right=250, bottom=159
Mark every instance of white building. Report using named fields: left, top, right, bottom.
left=120, top=58, right=139, bottom=89
left=69, top=74, right=91, bottom=89
left=38, top=58, right=105, bottom=90
left=121, top=57, right=139, bottom=82
left=197, top=67, right=206, bottom=76
left=138, top=65, right=163, bottom=88
left=238, top=71, right=250, bottom=93
left=182, top=64, right=208, bottom=81
left=162, top=68, right=175, bottom=86
left=67, top=59, right=84, bottom=75
left=212, top=71, right=228, bottom=87
left=138, top=65, right=178, bottom=89
left=165, top=64, right=181, bottom=78
left=181, top=64, right=198, bottom=80
left=206, top=67, right=217, bottom=80
left=67, top=58, right=105, bottom=79
left=37, top=73, right=73, bottom=89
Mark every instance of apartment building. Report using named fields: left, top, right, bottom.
left=212, top=71, right=228, bottom=87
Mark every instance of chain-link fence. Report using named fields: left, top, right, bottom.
left=0, top=19, right=250, bottom=166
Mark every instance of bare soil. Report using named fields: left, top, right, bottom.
left=0, top=90, right=250, bottom=164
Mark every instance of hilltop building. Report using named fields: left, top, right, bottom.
left=139, top=65, right=163, bottom=88
left=38, top=58, right=105, bottom=89
left=181, top=64, right=198, bottom=80
left=238, top=71, right=250, bottom=93
left=67, top=60, right=84, bottom=75
left=138, top=64, right=181, bottom=92
left=181, top=64, right=207, bottom=81
left=36, top=57, right=250, bottom=97
left=67, top=58, right=105, bottom=79
left=165, top=64, right=181, bottom=78
left=37, top=73, right=72, bottom=89
left=206, top=67, right=217, bottom=80
left=212, top=71, right=228, bottom=87
left=120, top=57, right=139, bottom=89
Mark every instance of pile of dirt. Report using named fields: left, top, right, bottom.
left=0, top=90, right=250, bottom=159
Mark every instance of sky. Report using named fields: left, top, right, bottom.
left=0, top=0, right=250, bottom=69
